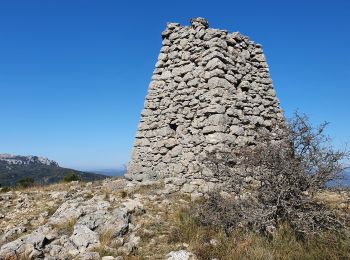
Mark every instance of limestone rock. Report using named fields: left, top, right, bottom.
left=70, top=225, right=99, bottom=250
left=166, top=250, right=197, bottom=260
left=116, top=18, right=285, bottom=183
left=190, top=17, right=209, bottom=29
left=122, top=199, right=144, bottom=214
left=102, top=256, right=116, bottom=260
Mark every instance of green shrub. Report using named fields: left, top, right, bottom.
left=61, top=172, right=81, bottom=183
left=0, top=186, right=11, bottom=193
left=16, top=177, right=35, bottom=189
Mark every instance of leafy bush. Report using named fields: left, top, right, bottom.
left=197, top=113, right=349, bottom=235
left=16, top=177, right=35, bottom=189
left=61, top=172, right=81, bottom=183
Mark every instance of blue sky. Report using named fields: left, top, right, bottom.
left=0, top=0, right=349, bottom=170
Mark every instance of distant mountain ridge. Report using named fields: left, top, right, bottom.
left=0, top=154, right=107, bottom=187
left=0, top=154, right=59, bottom=167
left=343, top=170, right=350, bottom=186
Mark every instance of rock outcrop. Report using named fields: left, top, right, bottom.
left=0, top=178, right=203, bottom=259
left=0, top=154, right=58, bottom=167
left=127, top=18, right=284, bottom=181
left=0, top=180, right=138, bottom=259
left=1, top=178, right=349, bottom=259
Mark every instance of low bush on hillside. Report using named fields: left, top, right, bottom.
left=0, top=186, right=11, bottom=193
left=198, top=113, right=349, bottom=236
left=61, top=172, right=81, bottom=183
left=16, top=177, right=35, bottom=189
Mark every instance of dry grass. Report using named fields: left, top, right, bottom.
left=102, top=188, right=110, bottom=200
left=130, top=195, right=188, bottom=259
left=91, top=245, right=117, bottom=258
left=130, top=182, right=165, bottom=196
left=46, top=204, right=60, bottom=216
left=84, top=192, right=94, bottom=200
left=19, top=252, right=31, bottom=260
left=91, top=229, right=122, bottom=257
left=51, top=217, right=77, bottom=235
left=6, top=181, right=80, bottom=195
left=119, top=190, right=128, bottom=198
left=99, top=229, right=114, bottom=247
left=316, top=190, right=350, bottom=211
left=168, top=206, right=350, bottom=260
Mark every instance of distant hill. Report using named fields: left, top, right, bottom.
left=89, top=168, right=126, bottom=177
left=327, top=170, right=350, bottom=188
left=343, top=170, right=350, bottom=186
left=0, top=154, right=107, bottom=187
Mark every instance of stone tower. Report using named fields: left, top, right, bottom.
left=126, top=18, right=284, bottom=181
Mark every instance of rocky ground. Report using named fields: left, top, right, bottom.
left=1, top=178, right=349, bottom=260
left=0, top=178, right=205, bottom=260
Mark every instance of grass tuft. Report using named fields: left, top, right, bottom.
left=99, top=229, right=114, bottom=247
left=120, top=190, right=128, bottom=198
left=90, top=229, right=119, bottom=257
left=51, top=217, right=77, bottom=235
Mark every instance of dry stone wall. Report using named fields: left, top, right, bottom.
left=126, top=18, right=284, bottom=181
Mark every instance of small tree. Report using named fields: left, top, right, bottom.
left=61, top=172, right=81, bottom=183
left=196, top=113, right=349, bottom=235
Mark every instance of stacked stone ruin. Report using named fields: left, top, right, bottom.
left=126, top=18, right=284, bottom=181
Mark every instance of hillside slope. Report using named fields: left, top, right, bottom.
left=0, top=154, right=107, bottom=187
